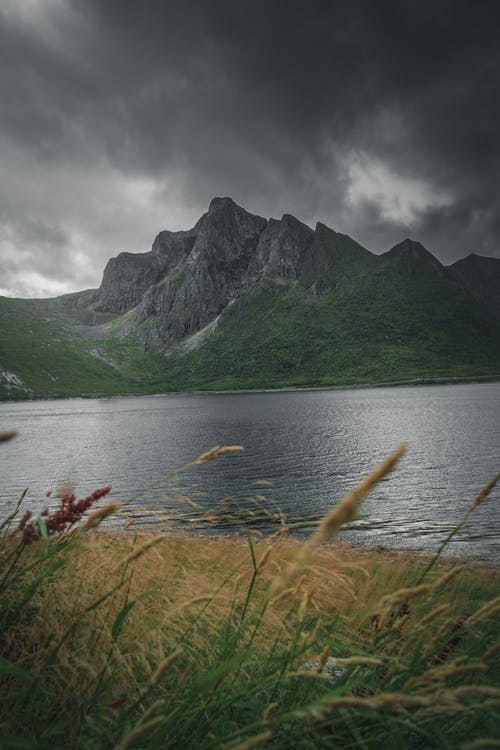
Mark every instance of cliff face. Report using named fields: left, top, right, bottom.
left=136, top=198, right=267, bottom=347
left=90, top=196, right=378, bottom=349
left=94, top=251, right=166, bottom=313
left=93, top=225, right=199, bottom=314
left=73, top=196, right=500, bottom=352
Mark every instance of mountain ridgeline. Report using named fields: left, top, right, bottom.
left=1, top=197, right=500, bottom=399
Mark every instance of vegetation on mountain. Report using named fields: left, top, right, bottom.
left=1, top=198, right=499, bottom=399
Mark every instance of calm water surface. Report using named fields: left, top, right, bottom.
left=1, top=383, right=499, bottom=560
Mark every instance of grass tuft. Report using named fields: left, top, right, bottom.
left=0, top=443, right=498, bottom=749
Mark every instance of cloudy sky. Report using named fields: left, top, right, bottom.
left=1, top=0, right=499, bottom=297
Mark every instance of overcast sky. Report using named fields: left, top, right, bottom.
left=1, top=0, right=499, bottom=297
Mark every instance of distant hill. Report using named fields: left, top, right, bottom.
left=449, top=253, right=500, bottom=319
left=1, top=197, right=500, bottom=399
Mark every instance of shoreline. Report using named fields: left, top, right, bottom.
left=2, top=372, right=499, bottom=404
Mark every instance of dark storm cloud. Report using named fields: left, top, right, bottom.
left=1, top=0, right=499, bottom=295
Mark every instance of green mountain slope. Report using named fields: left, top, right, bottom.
left=2, top=267, right=500, bottom=400
left=143, top=273, right=500, bottom=392
left=1, top=197, right=500, bottom=400
left=0, top=297, right=165, bottom=399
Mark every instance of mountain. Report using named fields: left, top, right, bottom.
left=449, top=253, right=500, bottom=320
left=1, top=197, right=500, bottom=399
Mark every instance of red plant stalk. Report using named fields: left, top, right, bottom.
left=17, top=486, right=111, bottom=544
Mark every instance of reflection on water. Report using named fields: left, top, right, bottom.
left=0, top=382, right=499, bottom=560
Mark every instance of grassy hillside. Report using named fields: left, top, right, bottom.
left=0, top=297, right=164, bottom=399
left=140, top=272, right=500, bottom=392
left=2, top=261, right=500, bottom=400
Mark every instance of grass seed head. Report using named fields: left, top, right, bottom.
left=468, top=596, right=500, bottom=624
left=416, top=603, right=450, bottom=629
left=267, top=526, right=289, bottom=542
left=298, top=589, right=314, bottom=619
left=432, top=566, right=465, bottom=591
left=0, top=430, right=16, bottom=443
left=257, top=546, right=272, bottom=572
left=376, top=583, right=431, bottom=624
left=150, top=650, right=182, bottom=684
left=82, top=501, right=121, bottom=530
left=192, top=445, right=244, bottom=466
left=464, top=472, right=500, bottom=519
left=312, top=444, right=407, bottom=546
left=262, top=703, right=278, bottom=722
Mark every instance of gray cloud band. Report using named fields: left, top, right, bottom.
left=0, top=0, right=499, bottom=296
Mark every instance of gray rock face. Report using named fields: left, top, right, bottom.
left=186, top=197, right=268, bottom=299
left=87, top=196, right=383, bottom=348
left=137, top=198, right=268, bottom=347
left=152, top=228, right=197, bottom=259
left=94, top=251, right=167, bottom=313
left=449, top=253, right=500, bottom=319
left=95, top=223, right=200, bottom=315
left=86, top=196, right=498, bottom=353
left=249, top=214, right=315, bottom=281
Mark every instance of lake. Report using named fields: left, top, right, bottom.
left=0, top=383, right=499, bottom=561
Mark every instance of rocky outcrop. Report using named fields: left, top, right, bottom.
left=311, top=222, right=378, bottom=290
left=151, top=226, right=198, bottom=260
left=134, top=199, right=385, bottom=348
left=93, top=223, right=200, bottom=315
left=185, top=197, right=268, bottom=304
left=135, top=197, right=269, bottom=347
left=248, top=213, right=315, bottom=280
left=94, top=251, right=168, bottom=313
left=65, top=197, right=499, bottom=353
left=0, top=368, right=30, bottom=393
left=136, top=198, right=383, bottom=349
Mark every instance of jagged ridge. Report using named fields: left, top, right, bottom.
left=1, top=196, right=500, bottom=399
left=82, top=197, right=500, bottom=352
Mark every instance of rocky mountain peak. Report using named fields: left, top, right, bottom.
left=189, top=198, right=267, bottom=264
left=314, top=221, right=330, bottom=234
left=387, top=238, right=438, bottom=260
left=245, top=211, right=316, bottom=282
left=313, top=222, right=376, bottom=275
left=383, top=238, right=444, bottom=276
left=151, top=228, right=197, bottom=259
left=280, top=213, right=313, bottom=233
left=205, top=196, right=266, bottom=228
left=455, top=252, right=496, bottom=267
left=87, top=196, right=500, bottom=350
left=208, top=196, right=238, bottom=213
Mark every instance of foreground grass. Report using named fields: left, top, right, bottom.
left=0, top=444, right=499, bottom=749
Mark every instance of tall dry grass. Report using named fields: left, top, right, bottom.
left=0, top=440, right=499, bottom=749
